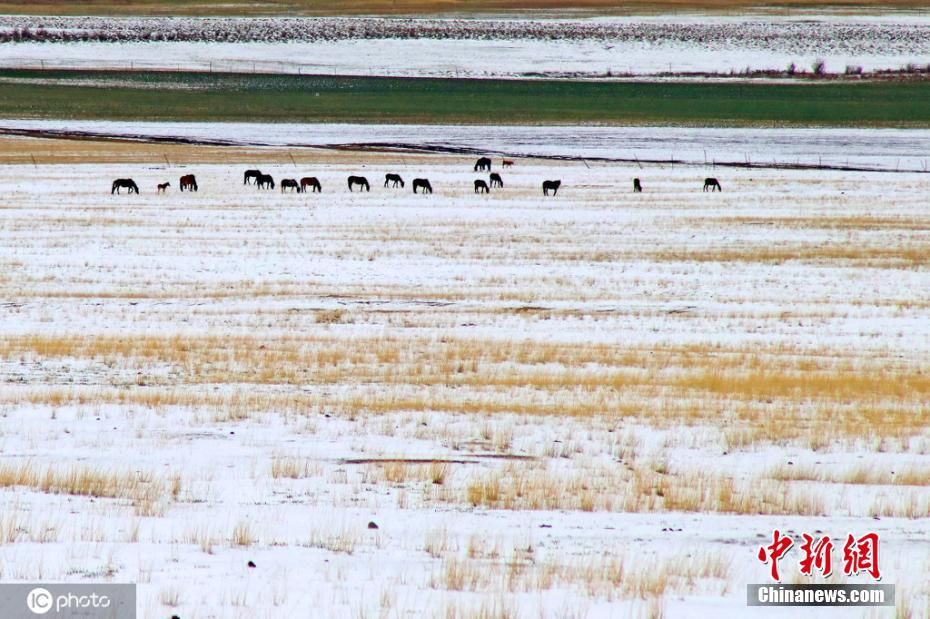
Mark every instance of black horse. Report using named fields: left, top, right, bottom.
left=384, top=173, right=404, bottom=188
left=244, top=169, right=262, bottom=185
left=703, top=177, right=722, bottom=192
left=112, top=178, right=139, bottom=194
left=633, top=178, right=642, bottom=193
left=281, top=179, right=300, bottom=193
left=348, top=176, right=370, bottom=192
left=542, top=180, right=561, bottom=196
left=474, top=179, right=490, bottom=194
left=180, top=174, right=198, bottom=192
left=413, top=178, right=433, bottom=194
left=489, top=173, right=503, bottom=188
left=256, top=174, right=275, bottom=190
left=474, top=157, right=492, bottom=172
left=300, top=177, right=322, bottom=193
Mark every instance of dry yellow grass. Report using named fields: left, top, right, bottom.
left=0, top=462, right=175, bottom=517
left=231, top=521, right=254, bottom=547
left=711, top=216, right=930, bottom=232
left=0, top=136, right=453, bottom=166
left=1, top=334, right=925, bottom=444
left=649, top=244, right=930, bottom=268
left=431, top=550, right=728, bottom=601
left=456, top=462, right=832, bottom=516
left=769, top=463, right=930, bottom=486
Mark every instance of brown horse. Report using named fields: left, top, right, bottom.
left=157, top=182, right=170, bottom=193
left=703, top=177, right=722, bottom=192
left=180, top=174, right=198, bottom=192
left=300, top=177, right=321, bottom=193
left=502, top=159, right=514, bottom=168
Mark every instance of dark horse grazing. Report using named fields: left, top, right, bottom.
left=489, top=173, right=503, bottom=188
left=348, top=176, right=370, bottom=192
left=244, top=169, right=262, bottom=185
left=180, top=174, right=198, bottom=192
left=633, top=178, right=642, bottom=193
left=300, top=177, right=322, bottom=193
left=474, top=179, right=490, bottom=194
left=256, top=173, right=275, bottom=190
left=413, top=178, right=433, bottom=194
left=384, top=173, right=404, bottom=188
left=112, top=179, right=139, bottom=194
left=157, top=182, right=170, bottom=193
left=542, top=180, right=561, bottom=196
left=281, top=179, right=300, bottom=193
left=703, top=177, right=722, bottom=192
left=474, top=157, right=492, bottom=172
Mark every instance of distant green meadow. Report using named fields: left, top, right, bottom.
left=2, top=70, right=930, bottom=126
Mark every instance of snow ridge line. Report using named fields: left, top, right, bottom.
left=1, top=126, right=925, bottom=174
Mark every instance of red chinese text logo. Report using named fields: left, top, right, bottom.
left=757, top=531, right=880, bottom=582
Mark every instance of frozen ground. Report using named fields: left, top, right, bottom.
left=2, top=14, right=930, bottom=77
left=0, top=139, right=928, bottom=617
left=6, top=120, right=930, bottom=173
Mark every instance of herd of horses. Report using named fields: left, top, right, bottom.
left=112, top=159, right=724, bottom=197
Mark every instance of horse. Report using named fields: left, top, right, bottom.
left=384, top=173, right=404, bottom=188
left=542, top=180, right=561, bottom=196
left=256, top=173, right=275, bottom=190
left=281, top=179, right=300, bottom=193
left=703, top=177, right=722, bottom=192
left=633, top=178, right=642, bottom=193
left=157, top=182, right=170, bottom=193
left=244, top=169, right=262, bottom=185
left=413, top=178, right=433, bottom=194
left=489, top=173, right=503, bottom=188
left=502, top=159, right=514, bottom=168
left=300, top=177, right=322, bottom=193
left=474, top=179, right=490, bottom=194
left=348, top=176, right=370, bottom=192
left=112, top=179, right=139, bottom=194
left=474, top=157, right=492, bottom=172
left=180, top=174, right=198, bottom=192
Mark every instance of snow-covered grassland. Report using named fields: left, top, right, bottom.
left=7, top=120, right=930, bottom=173
left=2, top=14, right=930, bottom=78
left=0, top=135, right=928, bottom=618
